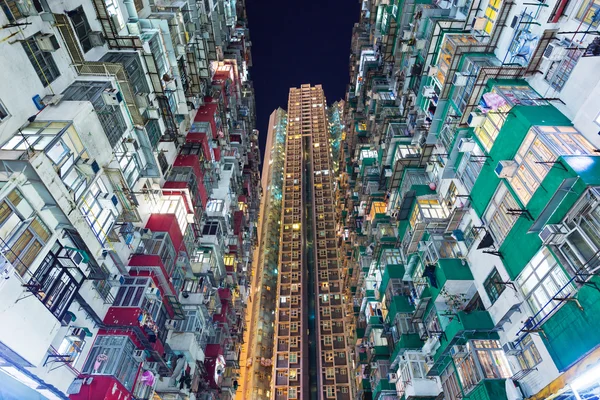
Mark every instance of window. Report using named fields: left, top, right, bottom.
left=31, top=243, right=85, bottom=320
left=483, top=0, right=502, bottom=34
left=158, top=151, right=169, bottom=175
left=483, top=268, right=506, bottom=304
left=68, top=7, right=93, bottom=53
left=441, top=363, right=462, bottom=400
left=545, top=41, right=583, bottom=91
left=517, top=335, right=542, bottom=369
left=57, top=330, right=86, bottom=365
left=324, top=336, right=332, bottom=345
left=0, top=100, right=9, bottom=123
left=21, top=35, right=60, bottom=87
left=0, top=190, right=51, bottom=276
left=93, top=264, right=113, bottom=301
left=289, top=353, right=297, bottom=363
left=325, top=386, right=335, bottom=398
left=288, top=387, right=297, bottom=399
left=483, top=183, right=520, bottom=245
left=516, top=247, right=573, bottom=321
left=575, top=0, right=600, bottom=27
left=326, top=368, right=335, bottom=379
left=80, top=180, right=119, bottom=245
left=82, top=335, right=140, bottom=391
left=202, top=220, right=220, bottom=235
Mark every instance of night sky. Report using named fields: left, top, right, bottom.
left=245, top=0, right=361, bottom=157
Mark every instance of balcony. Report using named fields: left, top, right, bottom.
left=428, top=258, right=476, bottom=302
left=428, top=310, right=497, bottom=374
left=396, top=352, right=442, bottom=398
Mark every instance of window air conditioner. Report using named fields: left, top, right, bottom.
left=502, top=341, right=522, bottom=356
left=539, top=224, right=569, bottom=245
left=36, top=33, right=60, bottom=52
left=102, top=88, right=123, bottom=106
left=133, top=350, right=146, bottom=362
left=428, top=66, right=439, bottom=77
left=457, top=138, right=476, bottom=152
left=108, top=273, right=125, bottom=285
left=124, top=138, right=139, bottom=152
left=98, top=193, right=120, bottom=214
left=388, top=372, right=399, bottom=383
left=423, top=86, right=436, bottom=98
left=145, top=287, right=161, bottom=301
left=425, top=355, right=434, bottom=366
left=452, top=72, right=469, bottom=87
left=75, top=158, right=100, bottom=176
left=467, top=111, right=485, bottom=127
left=473, top=17, right=487, bottom=31
left=494, top=160, right=519, bottom=178
left=543, top=43, right=568, bottom=62
left=88, top=31, right=105, bottom=47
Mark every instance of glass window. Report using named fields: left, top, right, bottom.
left=456, top=145, right=485, bottom=192
left=483, top=183, right=520, bottom=245
left=483, top=268, right=506, bottom=304
left=517, top=335, right=542, bottom=370
left=575, top=0, right=600, bottom=26
left=68, top=7, right=93, bottom=53
left=474, top=103, right=511, bottom=152
left=82, top=335, right=139, bottom=391
left=545, top=41, right=583, bottom=91
left=0, top=190, right=51, bottom=276
left=79, top=180, right=119, bottom=245
left=516, top=247, right=574, bottom=321
left=441, top=363, right=462, bottom=400
left=57, top=331, right=86, bottom=365
left=21, top=35, right=60, bottom=87
left=31, top=243, right=84, bottom=320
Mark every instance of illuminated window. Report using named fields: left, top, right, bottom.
left=326, top=368, right=335, bottom=379
left=516, top=247, right=573, bottom=321
left=483, top=183, right=520, bottom=245
left=224, top=254, right=235, bottom=266
left=483, top=0, right=502, bottom=34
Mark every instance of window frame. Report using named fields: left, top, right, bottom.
left=483, top=267, right=506, bottom=304
left=21, top=34, right=60, bottom=87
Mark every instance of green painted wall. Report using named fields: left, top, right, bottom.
left=541, top=276, right=600, bottom=371
left=465, top=380, right=508, bottom=400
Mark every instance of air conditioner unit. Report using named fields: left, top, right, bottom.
left=75, top=158, right=100, bottom=176
left=425, top=355, right=434, bottom=366
left=428, top=66, right=439, bottom=77
left=146, top=362, right=158, bottom=372
left=502, top=341, right=522, bottom=356
left=425, top=162, right=434, bottom=172
left=495, top=160, right=519, bottom=178
left=450, top=345, right=469, bottom=358
left=539, top=224, right=569, bottom=245
left=416, top=39, right=426, bottom=50
left=42, top=94, right=64, bottom=106
left=403, top=30, right=412, bottom=40
left=102, top=88, right=123, bottom=106
left=145, top=287, right=161, bottom=301
left=36, top=33, right=60, bottom=52
left=388, top=373, right=399, bottom=383
left=473, top=17, right=487, bottom=31
left=70, top=328, right=88, bottom=341
left=453, top=72, right=469, bottom=86
left=126, top=21, right=142, bottom=35
left=418, top=322, right=428, bottom=340
left=133, top=350, right=146, bottom=362
left=423, top=86, right=436, bottom=98
left=401, top=43, right=411, bottom=52
left=458, top=138, right=476, bottom=152
left=467, top=111, right=485, bottom=127
left=89, top=31, right=105, bottom=47
left=98, top=193, right=120, bottom=214
left=108, top=273, right=125, bottom=285
left=543, top=42, right=568, bottom=62
left=124, top=138, right=139, bottom=152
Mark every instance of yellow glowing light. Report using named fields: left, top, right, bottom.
left=292, top=223, right=300, bottom=230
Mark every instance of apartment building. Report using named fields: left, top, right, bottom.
left=238, top=108, right=287, bottom=400
left=269, top=85, right=353, bottom=400
left=340, top=0, right=600, bottom=400
left=0, top=0, right=260, bottom=399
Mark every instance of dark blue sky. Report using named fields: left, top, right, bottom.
left=245, top=0, right=361, bottom=155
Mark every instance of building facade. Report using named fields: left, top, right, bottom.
left=340, top=0, right=600, bottom=400
left=269, top=85, right=353, bottom=400
left=0, top=0, right=260, bottom=399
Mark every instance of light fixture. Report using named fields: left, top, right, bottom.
left=571, top=362, right=600, bottom=391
